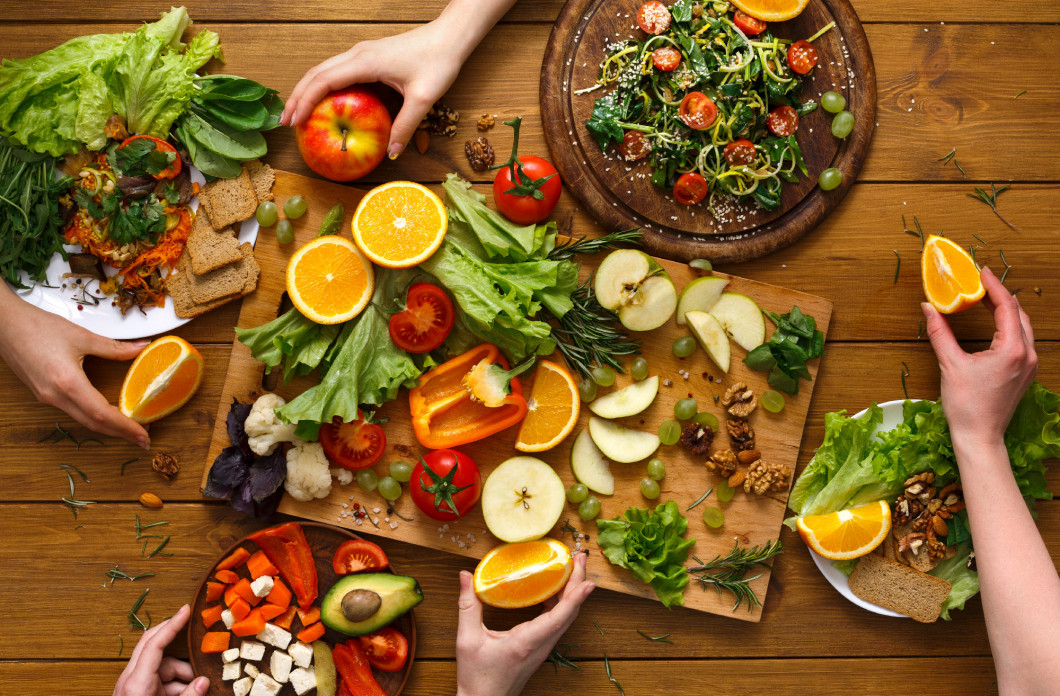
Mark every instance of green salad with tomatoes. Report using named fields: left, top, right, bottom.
left=582, top=0, right=831, bottom=214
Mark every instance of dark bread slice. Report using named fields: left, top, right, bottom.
left=244, top=159, right=275, bottom=203
left=183, top=248, right=252, bottom=305
left=169, top=272, right=233, bottom=319
left=236, top=242, right=260, bottom=293
left=187, top=212, right=242, bottom=275
left=849, top=554, right=952, bottom=623
left=198, top=168, right=257, bottom=229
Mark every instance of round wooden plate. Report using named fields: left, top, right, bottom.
left=540, top=0, right=876, bottom=263
left=188, top=522, right=416, bottom=696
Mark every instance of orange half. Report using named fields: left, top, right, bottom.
left=796, top=500, right=892, bottom=560
left=730, top=0, right=811, bottom=22
left=352, top=181, right=447, bottom=268
left=119, top=336, right=204, bottom=424
left=473, top=538, right=573, bottom=608
left=921, top=234, right=985, bottom=314
left=286, top=236, right=374, bottom=324
left=515, top=360, right=580, bottom=452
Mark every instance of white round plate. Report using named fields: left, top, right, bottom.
left=7, top=166, right=258, bottom=340
left=808, top=399, right=915, bottom=619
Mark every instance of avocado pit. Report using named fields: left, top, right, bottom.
left=341, top=589, right=382, bottom=622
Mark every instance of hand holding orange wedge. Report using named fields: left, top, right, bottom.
left=921, top=235, right=985, bottom=314
left=473, top=538, right=574, bottom=608
left=796, top=500, right=891, bottom=560
left=119, top=336, right=204, bottom=424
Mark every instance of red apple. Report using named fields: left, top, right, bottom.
left=295, top=87, right=392, bottom=182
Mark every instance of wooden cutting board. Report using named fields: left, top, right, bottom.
left=539, top=0, right=876, bottom=263
left=203, top=170, right=832, bottom=622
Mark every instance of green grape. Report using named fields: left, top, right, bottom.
left=591, top=365, right=617, bottom=387
left=761, top=389, right=786, bottom=413
left=389, top=461, right=413, bottom=483
left=275, top=220, right=294, bottom=244
left=283, top=195, right=308, bottom=220
left=694, top=412, right=719, bottom=429
left=674, top=398, right=698, bottom=420
left=716, top=481, right=736, bottom=502
left=640, top=477, right=661, bottom=499
left=377, top=476, right=401, bottom=501
left=672, top=336, right=696, bottom=358
left=566, top=483, right=589, bottom=504
left=821, top=90, right=846, bottom=113
left=578, top=496, right=601, bottom=521
left=702, top=506, right=725, bottom=528
left=255, top=201, right=278, bottom=227
left=646, top=458, right=666, bottom=480
left=630, top=357, right=649, bottom=381
left=355, top=469, right=378, bottom=492
left=578, top=378, right=598, bottom=403
left=689, top=258, right=713, bottom=272
left=658, top=419, right=681, bottom=446
left=831, top=110, right=855, bottom=139
left=818, top=168, right=843, bottom=192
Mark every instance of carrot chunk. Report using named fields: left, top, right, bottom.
left=246, top=550, right=280, bottom=579
left=259, top=603, right=285, bottom=621
left=205, top=581, right=225, bottom=603
left=200, top=604, right=224, bottom=629
left=216, top=547, right=251, bottom=571
left=265, top=577, right=292, bottom=608
left=215, top=569, right=240, bottom=584
left=229, top=597, right=251, bottom=622
left=231, top=609, right=267, bottom=637
left=201, top=631, right=230, bottom=654
left=297, top=607, right=321, bottom=625
left=296, top=622, right=325, bottom=643
left=273, top=606, right=297, bottom=630
left=232, top=578, right=262, bottom=607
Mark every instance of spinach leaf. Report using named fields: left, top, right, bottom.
left=182, top=112, right=267, bottom=160
left=586, top=91, right=629, bottom=149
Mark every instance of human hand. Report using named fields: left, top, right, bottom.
left=922, top=266, right=1037, bottom=446
left=113, top=604, right=208, bottom=696
left=455, top=551, right=596, bottom=696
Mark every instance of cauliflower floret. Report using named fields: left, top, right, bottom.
left=284, top=442, right=332, bottom=502
left=245, top=394, right=300, bottom=456
left=330, top=467, right=354, bottom=486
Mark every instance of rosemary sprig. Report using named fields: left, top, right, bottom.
left=547, top=278, right=641, bottom=379
left=592, top=619, right=606, bottom=636
left=120, top=457, right=142, bottom=475
left=687, top=539, right=783, bottom=612
left=968, top=184, right=1019, bottom=230
left=901, top=361, right=911, bottom=399
left=916, top=320, right=925, bottom=340
left=146, top=537, right=172, bottom=558
left=62, top=497, right=96, bottom=519
left=60, top=463, right=90, bottom=482
left=686, top=488, right=713, bottom=511
left=954, top=160, right=967, bottom=178
left=128, top=588, right=150, bottom=631
left=106, top=565, right=154, bottom=584
left=604, top=656, right=626, bottom=696
left=37, top=421, right=102, bottom=449
left=937, top=149, right=955, bottom=164
left=999, top=249, right=1013, bottom=284
left=892, top=250, right=900, bottom=285
left=545, top=644, right=580, bottom=672
left=901, top=215, right=924, bottom=250
left=118, top=635, right=123, bottom=656
left=972, top=233, right=986, bottom=245
left=636, top=630, right=673, bottom=644
left=135, top=515, right=170, bottom=539
left=1014, top=90, right=1027, bottom=98
left=549, top=228, right=642, bottom=262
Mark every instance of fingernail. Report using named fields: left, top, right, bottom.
left=584, top=582, right=596, bottom=596
left=920, top=302, right=933, bottom=317
left=194, top=676, right=209, bottom=694
left=132, top=340, right=149, bottom=348
left=388, top=143, right=404, bottom=160
left=139, top=437, right=150, bottom=450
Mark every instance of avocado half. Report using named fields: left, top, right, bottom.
left=320, top=573, right=423, bottom=636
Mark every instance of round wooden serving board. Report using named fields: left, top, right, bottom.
left=540, top=0, right=876, bottom=263
left=188, top=522, right=416, bottom=696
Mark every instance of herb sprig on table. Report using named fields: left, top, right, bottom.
left=687, top=539, right=783, bottom=612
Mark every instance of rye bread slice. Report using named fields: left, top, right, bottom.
left=184, top=246, right=254, bottom=305
left=169, top=272, right=233, bottom=319
left=187, top=212, right=242, bottom=275
left=849, top=554, right=952, bottom=623
left=244, top=159, right=275, bottom=203
left=236, top=242, right=260, bottom=293
left=198, top=168, right=257, bottom=229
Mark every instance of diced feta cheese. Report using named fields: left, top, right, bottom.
left=289, top=667, right=317, bottom=695
left=256, top=622, right=292, bottom=650
left=244, top=663, right=260, bottom=679
left=250, top=575, right=275, bottom=598
left=270, top=650, right=293, bottom=684
left=249, top=673, right=282, bottom=696
left=221, top=608, right=236, bottom=629
left=233, top=677, right=253, bottom=696
left=287, top=641, right=314, bottom=669
left=222, top=648, right=240, bottom=663
left=222, top=661, right=242, bottom=681
left=240, top=640, right=266, bottom=662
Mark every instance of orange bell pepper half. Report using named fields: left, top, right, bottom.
left=409, top=344, right=530, bottom=449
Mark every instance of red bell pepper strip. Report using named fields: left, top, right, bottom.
left=332, top=641, right=387, bottom=696
left=248, top=523, right=318, bottom=611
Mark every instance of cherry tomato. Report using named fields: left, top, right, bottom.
left=357, top=628, right=409, bottom=673
left=652, top=46, right=681, bottom=71
left=766, top=106, right=799, bottom=137
left=724, top=139, right=757, bottom=166
left=673, top=172, right=709, bottom=206
left=117, top=135, right=181, bottom=179
left=332, top=539, right=389, bottom=575
left=410, top=449, right=481, bottom=521
left=388, top=283, right=454, bottom=353
left=319, top=412, right=386, bottom=471
left=787, top=39, right=819, bottom=75
left=493, top=155, right=562, bottom=225
left=618, top=130, right=652, bottom=161
left=733, top=11, right=767, bottom=36
left=636, top=1, right=671, bottom=34
left=678, top=92, right=718, bottom=130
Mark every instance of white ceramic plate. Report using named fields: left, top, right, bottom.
left=7, top=166, right=258, bottom=340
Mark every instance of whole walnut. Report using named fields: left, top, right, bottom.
left=705, top=449, right=737, bottom=478
left=743, top=458, right=790, bottom=495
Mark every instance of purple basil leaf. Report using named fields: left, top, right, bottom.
left=203, top=445, right=249, bottom=499
left=254, top=485, right=286, bottom=520
left=226, top=398, right=253, bottom=457
left=229, top=478, right=257, bottom=516
left=248, top=448, right=287, bottom=503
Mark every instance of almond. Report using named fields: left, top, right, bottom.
left=932, top=516, right=949, bottom=537
left=139, top=492, right=163, bottom=509
left=414, top=129, right=430, bottom=154
left=736, top=449, right=760, bottom=465
left=727, top=470, right=746, bottom=488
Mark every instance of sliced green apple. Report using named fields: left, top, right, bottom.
left=594, top=249, right=677, bottom=332
left=589, top=375, right=659, bottom=419
left=676, top=276, right=729, bottom=325
left=588, top=416, right=660, bottom=463
left=569, top=428, right=614, bottom=495
left=708, top=293, right=766, bottom=351
left=685, top=310, right=730, bottom=373
left=481, top=456, right=566, bottom=543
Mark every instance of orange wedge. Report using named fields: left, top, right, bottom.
left=473, top=538, right=573, bottom=608
left=514, top=360, right=580, bottom=452
left=796, top=500, right=892, bottom=560
left=119, top=336, right=204, bottom=424
left=351, top=181, right=447, bottom=268
left=286, top=236, right=374, bottom=324
left=921, top=234, right=985, bottom=314
left=729, top=0, right=810, bottom=22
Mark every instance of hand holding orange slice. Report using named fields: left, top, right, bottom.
left=473, top=538, right=573, bottom=608
left=286, top=235, right=374, bottom=324
left=119, top=336, right=204, bottom=424
left=921, top=234, right=985, bottom=314
left=352, top=181, right=447, bottom=268
left=796, top=500, right=891, bottom=560
left=515, top=360, right=580, bottom=452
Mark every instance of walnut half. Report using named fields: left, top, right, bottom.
left=464, top=137, right=494, bottom=172
left=722, top=383, right=758, bottom=418
left=743, top=458, right=790, bottom=495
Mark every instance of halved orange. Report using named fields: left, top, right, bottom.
left=796, top=500, right=892, bottom=560
left=351, top=181, right=447, bottom=268
left=921, top=234, right=985, bottom=314
left=119, top=336, right=204, bottom=424
left=730, top=0, right=811, bottom=22
left=515, top=360, right=580, bottom=452
left=286, top=236, right=374, bottom=324
left=473, top=538, right=573, bottom=608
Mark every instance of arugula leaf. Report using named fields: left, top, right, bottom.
left=586, top=91, right=630, bottom=149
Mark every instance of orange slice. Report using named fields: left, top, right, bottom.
left=514, top=360, right=580, bottom=452
left=730, top=0, right=811, bottom=22
left=286, top=236, right=374, bottom=324
left=119, top=336, right=204, bottom=424
left=921, top=234, right=985, bottom=314
left=351, top=181, right=447, bottom=268
left=473, top=538, right=573, bottom=608
left=796, top=500, right=892, bottom=560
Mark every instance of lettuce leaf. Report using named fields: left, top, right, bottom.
left=442, top=173, right=556, bottom=262
left=235, top=307, right=339, bottom=383
left=1004, top=381, right=1060, bottom=501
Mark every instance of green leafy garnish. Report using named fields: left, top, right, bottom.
left=743, top=306, right=825, bottom=395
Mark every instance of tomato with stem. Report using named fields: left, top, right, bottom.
left=673, top=172, right=709, bottom=206
left=410, top=449, right=481, bottom=521
left=490, top=116, right=561, bottom=225
left=319, top=411, right=386, bottom=471
left=389, top=282, right=454, bottom=353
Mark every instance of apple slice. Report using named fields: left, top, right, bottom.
left=589, top=375, right=659, bottom=419
left=708, top=293, right=766, bottom=351
left=685, top=310, right=730, bottom=373
left=570, top=428, right=614, bottom=495
left=676, top=276, right=729, bottom=325
left=588, top=416, right=660, bottom=463
left=594, top=249, right=677, bottom=332
left=481, top=456, right=565, bottom=543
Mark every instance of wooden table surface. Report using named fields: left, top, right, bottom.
left=1, top=2, right=1058, bottom=694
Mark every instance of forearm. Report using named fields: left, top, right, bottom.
left=433, top=0, right=519, bottom=63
